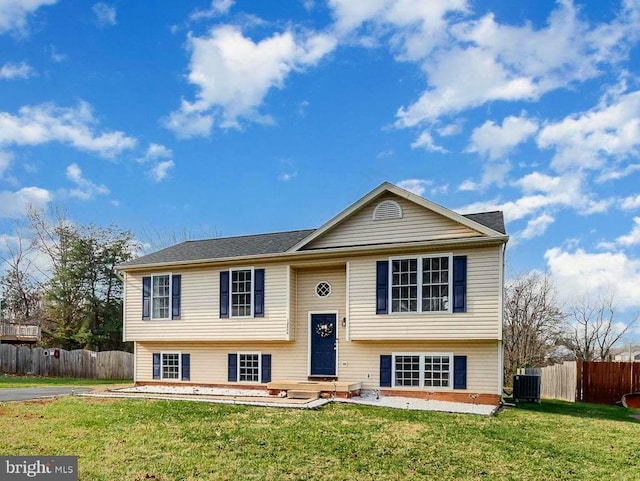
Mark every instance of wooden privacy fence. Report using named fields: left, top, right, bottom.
left=0, top=344, right=133, bottom=379
left=518, top=361, right=577, bottom=402
left=519, top=360, right=640, bottom=404
left=577, top=360, right=640, bottom=405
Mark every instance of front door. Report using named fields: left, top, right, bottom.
left=310, top=313, right=337, bottom=377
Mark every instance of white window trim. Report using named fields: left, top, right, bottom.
left=236, top=351, right=262, bottom=383
left=160, top=351, right=182, bottom=381
left=388, top=254, right=453, bottom=315
left=391, top=352, right=453, bottom=389
left=229, top=267, right=255, bottom=318
left=151, top=273, right=172, bottom=320
left=315, top=280, right=332, bottom=298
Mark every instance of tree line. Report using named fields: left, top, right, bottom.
left=0, top=208, right=139, bottom=351
left=503, top=272, right=638, bottom=384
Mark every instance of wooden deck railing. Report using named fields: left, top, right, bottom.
left=0, top=323, right=40, bottom=339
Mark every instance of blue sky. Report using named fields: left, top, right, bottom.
left=1, top=0, right=640, bottom=328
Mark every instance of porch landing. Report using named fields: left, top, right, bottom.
left=268, top=380, right=361, bottom=398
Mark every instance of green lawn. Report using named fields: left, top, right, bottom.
left=0, top=374, right=131, bottom=388
left=0, top=397, right=638, bottom=480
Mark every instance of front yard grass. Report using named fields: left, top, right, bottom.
left=0, top=397, right=638, bottom=480
left=0, top=374, right=131, bottom=389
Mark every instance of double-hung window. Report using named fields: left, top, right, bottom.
left=393, top=353, right=452, bottom=388
left=390, top=255, right=451, bottom=313
left=231, top=269, right=253, bottom=317
left=152, top=275, right=171, bottom=319
left=161, top=352, right=180, bottom=380
left=238, top=353, right=260, bottom=382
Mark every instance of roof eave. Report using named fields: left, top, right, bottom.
left=116, top=234, right=509, bottom=272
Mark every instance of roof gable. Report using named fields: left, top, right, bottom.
left=290, top=182, right=506, bottom=251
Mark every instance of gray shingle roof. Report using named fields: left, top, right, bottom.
left=119, top=229, right=316, bottom=267
left=463, top=211, right=506, bottom=235
left=119, top=211, right=505, bottom=268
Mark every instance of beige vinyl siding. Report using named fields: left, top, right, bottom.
left=124, top=264, right=289, bottom=341
left=288, top=266, right=297, bottom=340
left=339, top=340, right=500, bottom=393
left=348, top=246, right=502, bottom=340
left=135, top=340, right=500, bottom=394
left=305, top=193, right=482, bottom=249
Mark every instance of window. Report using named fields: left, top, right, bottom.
left=422, top=257, right=449, bottom=312
left=238, top=353, right=260, bottom=382
left=390, top=255, right=451, bottom=313
left=393, top=353, right=452, bottom=388
left=152, top=275, right=170, bottom=319
left=231, top=269, right=252, bottom=317
left=161, top=353, right=180, bottom=380
left=315, top=281, right=331, bottom=298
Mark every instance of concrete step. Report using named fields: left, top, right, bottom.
left=286, top=390, right=320, bottom=400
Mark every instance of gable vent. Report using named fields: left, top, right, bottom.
left=373, top=200, right=403, bottom=221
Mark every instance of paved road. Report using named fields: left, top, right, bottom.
left=0, top=387, right=92, bottom=402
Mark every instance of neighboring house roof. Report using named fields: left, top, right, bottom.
left=119, top=211, right=505, bottom=268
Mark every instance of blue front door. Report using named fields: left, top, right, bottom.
left=310, top=314, right=337, bottom=376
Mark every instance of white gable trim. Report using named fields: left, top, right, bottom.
left=288, top=182, right=504, bottom=252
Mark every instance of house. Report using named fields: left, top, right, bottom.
left=613, top=350, right=640, bottom=362
left=117, top=182, right=508, bottom=404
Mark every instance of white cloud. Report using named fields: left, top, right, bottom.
left=458, top=171, right=608, bottom=222
left=190, top=0, right=235, bottom=21
left=92, top=3, right=116, bottom=27
left=411, top=131, right=446, bottom=152
left=0, top=0, right=57, bottom=35
left=545, top=247, right=640, bottom=309
left=65, top=163, right=109, bottom=200
left=166, top=25, right=337, bottom=136
left=596, top=163, right=640, bottom=183
left=0, top=186, right=52, bottom=217
left=520, top=213, right=555, bottom=240
left=397, top=178, right=428, bottom=196
left=150, top=160, right=174, bottom=182
left=467, top=115, right=538, bottom=160
left=457, top=179, right=478, bottom=192
left=621, top=194, right=640, bottom=210
left=139, top=142, right=172, bottom=162
left=437, top=121, right=464, bottom=137
left=329, top=0, right=468, bottom=60
left=538, top=88, right=640, bottom=172
left=0, top=101, right=137, bottom=158
left=393, top=1, right=640, bottom=128
left=0, top=61, right=33, bottom=80
left=616, top=217, right=640, bottom=247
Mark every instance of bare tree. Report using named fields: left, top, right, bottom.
left=564, top=293, right=638, bottom=361
left=0, top=221, right=45, bottom=326
left=503, top=272, right=565, bottom=384
left=138, top=225, right=220, bottom=253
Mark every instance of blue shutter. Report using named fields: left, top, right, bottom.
left=228, top=353, right=237, bottom=382
left=380, top=355, right=392, bottom=387
left=454, top=355, right=467, bottom=390
left=181, top=353, right=190, bottom=381
left=376, top=261, right=389, bottom=314
left=254, top=269, right=265, bottom=317
left=220, top=271, right=230, bottom=318
left=172, top=275, right=181, bottom=320
left=452, top=256, right=467, bottom=313
left=142, top=276, right=151, bottom=320
left=261, top=354, right=272, bottom=383
left=152, top=353, right=161, bottom=380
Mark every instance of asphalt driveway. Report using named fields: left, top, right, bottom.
left=0, top=387, right=92, bottom=402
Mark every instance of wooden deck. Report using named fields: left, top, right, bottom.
left=267, top=380, right=362, bottom=398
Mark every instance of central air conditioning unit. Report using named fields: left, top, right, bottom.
left=513, top=374, right=541, bottom=403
